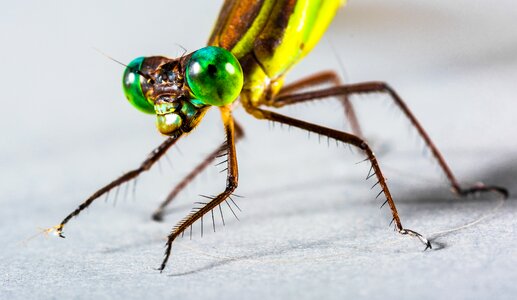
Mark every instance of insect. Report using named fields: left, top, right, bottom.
left=50, top=0, right=508, bottom=271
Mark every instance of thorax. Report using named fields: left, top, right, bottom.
left=208, top=0, right=344, bottom=106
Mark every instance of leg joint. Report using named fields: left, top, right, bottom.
left=226, top=176, right=238, bottom=192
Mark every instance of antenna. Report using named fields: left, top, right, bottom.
left=93, top=47, right=154, bottom=82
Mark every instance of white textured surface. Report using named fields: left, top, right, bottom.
left=1, top=1, right=517, bottom=299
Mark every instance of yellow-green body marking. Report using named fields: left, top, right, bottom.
left=209, top=0, right=345, bottom=107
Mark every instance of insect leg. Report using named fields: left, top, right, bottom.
left=244, top=105, right=432, bottom=249
left=54, top=135, right=182, bottom=237
left=244, top=105, right=431, bottom=249
left=159, top=107, right=239, bottom=272
left=273, top=81, right=508, bottom=198
left=151, top=121, right=245, bottom=221
left=271, top=71, right=363, bottom=138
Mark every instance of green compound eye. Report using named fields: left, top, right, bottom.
left=122, top=57, right=155, bottom=114
left=186, top=46, right=243, bottom=106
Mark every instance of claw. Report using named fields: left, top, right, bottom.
left=399, top=228, right=432, bottom=250
left=43, top=224, right=65, bottom=238
left=457, top=182, right=509, bottom=199
left=423, top=239, right=432, bottom=251
left=152, top=211, right=164, bottom=222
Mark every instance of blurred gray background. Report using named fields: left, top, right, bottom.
left=1, top=0, right=516, bottom=299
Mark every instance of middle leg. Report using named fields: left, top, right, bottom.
left=244, top=105, right=432, bottom=249
left=273, top=70, right=364, bottom=138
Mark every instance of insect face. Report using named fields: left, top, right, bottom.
left=122, top=47, right=243, bottom=136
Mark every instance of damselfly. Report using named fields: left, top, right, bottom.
left=49, top=0, right=508, bottom=271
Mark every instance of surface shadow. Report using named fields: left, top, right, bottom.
left=395, top=158, right=517, bottom=247
left=396, top=158, right=517, bottom=205
left=168, top=236, right=337, bottom=277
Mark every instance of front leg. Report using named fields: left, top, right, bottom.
left=151, top=120, right=245, bottom=221
left=51, top=134, right=182, bottom=237
left=159, top=107, right=239, bottom=272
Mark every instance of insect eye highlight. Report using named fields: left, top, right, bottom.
left=122, top=57, right=155, bottom=114
left=185, top=46, right=243, bottom=106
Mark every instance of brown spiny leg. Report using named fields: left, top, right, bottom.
left=244, top=105, right=432, bottom=248
left=273, top=71, right=364, bottom=138
left=159, top=107, right=239, bottom=272
left=273, top=81, right=508, bottom=198
left=53, top=135, right=182, bottom=237
left=151, top=120, right=244, bottom=221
